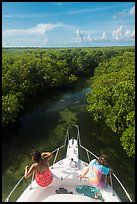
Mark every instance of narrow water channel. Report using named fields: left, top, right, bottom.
left=2, top=82, right=135, bottom=202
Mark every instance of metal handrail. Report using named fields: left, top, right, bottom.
left=110, top=172, right=115, bottom=196
left=68, top=124, right=133, bottom=202
left=5, top=176, right=25, bottom=202
left=113, top=173, right=133, bottom=202
left=29, top=171, right=35, bottom=190
left=4, top=124, right=133, bottom=202
left=50, top=124, right=133, bottom=202
left=75, top=125, right=133, bottom=202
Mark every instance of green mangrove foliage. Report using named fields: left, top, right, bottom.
left=87, top=51, right=135, bottom=157
left=2, top=93, right=23, bottom=126
left=2, top=46, right=135, bottom=158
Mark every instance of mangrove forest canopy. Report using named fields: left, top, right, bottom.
left=2, top=46, right=135, bottom=157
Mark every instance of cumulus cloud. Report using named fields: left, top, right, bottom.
left=112, top=26, right=135, bottom=41
left=87, top=34, right=93, bottom=41
left=76, top=29, right=109, bottom=43
left=76, top=29, right=95, bottom=42
left=131, top=30, right=135, bottom=38
left=124, top=29, right=135, bottom=39
left=100, top=32, right=107, bottom=40
left=76, top=29, right=85, bottom=41
left=112, top=26, right=124, bottom=40
left=75, top=25, right=135, bottom=46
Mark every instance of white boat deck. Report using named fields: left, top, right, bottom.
left=17, top=157, right=121, bottom=202
left=5, top=125, right=132, bottom=202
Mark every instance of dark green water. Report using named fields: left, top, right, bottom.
left=2, top=82, right=135, bottom=202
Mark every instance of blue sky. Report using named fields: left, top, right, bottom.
left=2, top=2, right=135, bottom=47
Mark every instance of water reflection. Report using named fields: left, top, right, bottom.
left=2, top=85, right=135, bottom=202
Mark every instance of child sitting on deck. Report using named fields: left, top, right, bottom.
left=24, top=150, right=53, bottom=187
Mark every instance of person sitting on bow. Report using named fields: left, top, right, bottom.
left=24, top=149, right=53, bottom=187
left=78, top=154, right=113, bottom=189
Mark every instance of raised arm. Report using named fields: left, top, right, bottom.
left=41, top=152, right=53, bottom=160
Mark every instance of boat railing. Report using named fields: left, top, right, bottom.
left=4, top=125, right=70, bottom=202
left=57, top=124, right=133, bottom=202
left=4, top=176, right=25, bottom=202
left=112, top=172, right=132, bottom=202
left=50, top=124, right=133, bottom=202
left=75, top=124, right=133, bottom=202
left=4, top=124, right=133, bottom=202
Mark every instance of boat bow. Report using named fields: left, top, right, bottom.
left=5, top=124, right=133, bottom=202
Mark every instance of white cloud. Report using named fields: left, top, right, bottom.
left=3, top=22, right=76, bottom=47
left=67, top=5, right=127, bottom=15
left=131, top=30, right=135, bottom=38
left=100, top=32, right=107, bottom=40
left=76, top=29, right=97, bottom=43
left=76, top=29, right=85, bottom=41
left=112, top=25, right=135, bottom=41
left=112, top=26, right=124, bottom=40
left=3, top=13, right=65, bottom=19
left=3, top=23, right=72, bottom=37
left=129, top=6, right=135, bottom=15
left=75, top=25, right=135, bottom=46
left=87, top=34, right=93, bottom=41
left=112, top=5, right=135, bottom=19
left=76, top=28, right=110, bottom=43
